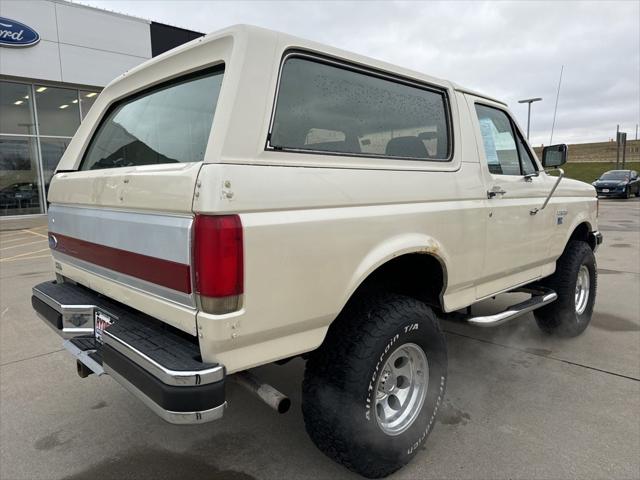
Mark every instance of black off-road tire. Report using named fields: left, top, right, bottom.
left=302, top=293, right=447, bottom=478
left=624, top=187, right=631, bottom=199
left=534, top=240, right=597, bottom=337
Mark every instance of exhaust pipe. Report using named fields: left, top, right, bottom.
left=233, top=371, right=291, bottom=414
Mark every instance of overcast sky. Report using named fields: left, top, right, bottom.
left=81, top=0, right=639, bottom=146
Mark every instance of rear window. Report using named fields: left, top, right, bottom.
left=269, top=55, right=451, bottom=161
left=81, top=66, right=224, bottom=171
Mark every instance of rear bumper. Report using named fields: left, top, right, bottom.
left=32, top=281, right=226, bottom=424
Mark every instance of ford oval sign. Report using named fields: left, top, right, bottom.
left=0, top=17, right=40, bottom=47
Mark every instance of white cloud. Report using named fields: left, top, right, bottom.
left=79, top=0, right=640, bottom=145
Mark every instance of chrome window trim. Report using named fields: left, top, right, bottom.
left=266, top=50, right=454, bottom=163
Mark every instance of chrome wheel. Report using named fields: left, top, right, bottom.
left=374, top=343, right=428, bottom=436
left=575, top=265, right=590, bottom=315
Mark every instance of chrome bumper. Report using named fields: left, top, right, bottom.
left=32, top=281, right=226, bottom=425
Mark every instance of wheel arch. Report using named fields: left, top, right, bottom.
left=567, top=220, right=597, bottom=251
left=339, top=235, right=450, bottom=315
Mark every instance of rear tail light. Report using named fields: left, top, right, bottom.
left=193, top=214, right=243, bottom=314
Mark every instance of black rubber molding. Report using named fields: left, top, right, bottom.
left=31, top=296, right=63, bottom=330
left=103, top=344, right=225, bottom=413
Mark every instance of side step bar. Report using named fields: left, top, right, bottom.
left=466, top=287, right=557, bottom=327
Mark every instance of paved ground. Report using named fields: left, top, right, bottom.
left=1, top=199, right=639, bottom=480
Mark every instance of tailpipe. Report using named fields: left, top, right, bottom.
left=233, top=371, right=291, bottom=414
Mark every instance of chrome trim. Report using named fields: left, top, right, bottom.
left=103, top=331, right=224, bottom=387
left=530, top=168, right=564, bottom=215
left=33, top=283, right=222, bottom=386
left=467, top=287, right=557, bottom=327
left=575, top=265, right=590, bottom=315
left=104, top=366, right=226, bottom=424
left=32, top=286, right=95, bottom=338
left=374, top=343, right=428, bottom=436
left=48, top=204, right=193, bottom=265
left=52, top=250, right=195, bottom=307
left=63, top=339, right=105, bottom=376
left=33, top=283, right=226, bottom=425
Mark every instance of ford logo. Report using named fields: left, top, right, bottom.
left=0, top=17, right=40, bottom=48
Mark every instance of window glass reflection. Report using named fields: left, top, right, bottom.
left=0, top=81, right=36, bottom=135
left=79, top=90, right=99, bottom=119
left=0, top=136, right=43, bottom=216
left=82, top=68, right=223, bottom=170
left=35, top=86, right=80, bottom=136
left=40, top=137, right=71, bottom=194
left=271, top=58, right=450, bottom=160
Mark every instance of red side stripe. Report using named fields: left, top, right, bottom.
left=51, top=233, right=192, bottom=294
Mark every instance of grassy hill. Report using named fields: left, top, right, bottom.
left=551, top=162, right=640, bottom=184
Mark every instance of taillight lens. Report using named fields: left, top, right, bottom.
left=193, top=214, right=243, bottom=314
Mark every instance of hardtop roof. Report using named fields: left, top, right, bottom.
left=116, top=24, right=507, bottom=106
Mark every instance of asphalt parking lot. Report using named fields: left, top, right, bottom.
left=1, top=199, right=639, bottom=480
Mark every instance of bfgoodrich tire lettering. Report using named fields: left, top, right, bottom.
left=534, top=240, right=597, bottom=337
left=302, top=293, right=447, bottom=478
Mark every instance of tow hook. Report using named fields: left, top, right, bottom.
left=76, top=360, right=94, bottom=378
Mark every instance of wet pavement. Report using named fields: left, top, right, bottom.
left=1, top=198, right=638, bottom=479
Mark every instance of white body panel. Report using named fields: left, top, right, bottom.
left=47, top=25, right=598, bottom=373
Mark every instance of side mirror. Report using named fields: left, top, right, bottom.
left=542, top=144, right=567, bottom=168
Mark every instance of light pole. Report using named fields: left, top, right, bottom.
left=518, top=97, right=542, bottom=140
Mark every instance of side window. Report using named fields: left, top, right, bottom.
left=270, top=55, right=451, bottom=161
left=475, top=104, right=537, bottom=176
left=516, top=134, right=537, bottom=175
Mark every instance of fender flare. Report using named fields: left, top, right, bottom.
left=338, top=233, right=450, bottom=313
left=564, top=214, right=594, bottom=248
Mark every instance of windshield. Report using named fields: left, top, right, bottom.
left=599, top=171, right=628, bottom=181
left=81, top=66, right=224, bottom=171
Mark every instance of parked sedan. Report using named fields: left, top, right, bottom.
left=592, top=170, right=639, bottom=198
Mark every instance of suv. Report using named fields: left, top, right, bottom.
left=32, top=25, right=602, bottom=478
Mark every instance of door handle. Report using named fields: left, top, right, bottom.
left=487, top=187, right=507, bottom=199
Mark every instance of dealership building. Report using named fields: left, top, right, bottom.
left=0, top=0, right=202, bottom=218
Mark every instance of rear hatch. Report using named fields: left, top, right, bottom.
left=47, top=56, right=226, bottom=336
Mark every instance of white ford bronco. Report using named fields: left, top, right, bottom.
left=32, top=25, right=602, bottom=478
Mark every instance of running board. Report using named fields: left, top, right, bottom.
left=466, top=287, right=557, bottom=327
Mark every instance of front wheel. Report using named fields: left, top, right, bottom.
left=302, top=293, right=447, bottom=478
left=534, top=240, right=597, bottom=337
